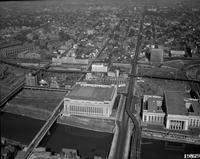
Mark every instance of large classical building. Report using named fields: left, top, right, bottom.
left=63, top=83, right=117, bottom=118
left=142, top=91, right=200, bottom=131
left=165, top=91, right=200, bottom=131
left=142, top=95, right=165, bottom=125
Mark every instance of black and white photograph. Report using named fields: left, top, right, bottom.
left=0, top=0, right=200, bottom=158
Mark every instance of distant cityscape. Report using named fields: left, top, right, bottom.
left=0, top=0, right=200, bottom=159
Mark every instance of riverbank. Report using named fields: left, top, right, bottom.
left=1, top=112, right=113, bottom=158
left=142, top=133, right=200, bottom=145
left=1, top=87, right=119, bottom=133
left=2, top=102, right=115, bottom=133
left=142, top=127, right=200, bottom=145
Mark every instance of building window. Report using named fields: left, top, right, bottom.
left=79, top=106, right=82, bottom=113
left=84, top=107, right=86, bottom=113
left=71, top=105, right=73, bottom=112
left=66, top=104, right=106, bottom=117
left=144, top=115, right=147, bottom=122
left=155, top=116, right=157, bottom=123
left=193, top=120, right=195, bottom=127
left=190, top=119, right=192, bottom=126
left=158, top=116, right=160, bottom=123
left=148, top=116, right=151, bottom=122
left=89, top=107, right=91, bottom=114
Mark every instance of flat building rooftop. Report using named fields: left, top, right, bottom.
left=65, top=83, right=116, bottom=101
left=147, top=97, right=164, bottom=113
left=164, top=91, right=200, bottom=116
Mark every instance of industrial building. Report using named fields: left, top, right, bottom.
left=0, top=43, right=36, bottom=58
left=142, top=91, right=200, bottom=131
left=52, top=56, right=89, bottom=65
left=64, top=83, right=117, bottom=118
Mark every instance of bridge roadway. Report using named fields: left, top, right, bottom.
left=129, top=74, right=200, bottom=83
left=126, top=12, right=144, bottom=159
left=32, top=62, right=51, bottom=76
left=24, top=85, right=72, bottom=91
left=0, top=81, right=24, bottom=108
left=113, top=12, right=144, bottom=159
left=22, top=100, right=64, bottom=159
left=142, top=128, right=200, bottom=145
left=0, top=83, right=71, bottom=109
left=0, top=59, right=89, bottom=74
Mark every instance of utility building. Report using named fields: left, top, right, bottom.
left=64, top=83, right=117, bottom=118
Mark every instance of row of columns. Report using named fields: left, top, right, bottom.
left=169, top=120, right=185, bottom=130
left=69, top=105, right=104, bottom=116
left=143, top=114, right=164, bottom=124
left=189, top=119, right=200, bottom=127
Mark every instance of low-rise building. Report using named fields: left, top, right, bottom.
left=91, top=63, right=108, bottom=73
left=63, top=83, right=117, bottom=118
left=170, top=50, right=185, bottom=57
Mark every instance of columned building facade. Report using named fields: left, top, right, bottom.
left=142, top=95, right=165, bottom=125
left=166, top=115, right=189, bottom=131
left=142, top=92, right=200, bottom=131
left=189, top=116, right=200, bottom=128
left=143, top=112, right=165, bottom=125
left=64, top=83, right=117, bottom=118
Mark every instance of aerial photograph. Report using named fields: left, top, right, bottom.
left=0, top=0, right=200, bottom=159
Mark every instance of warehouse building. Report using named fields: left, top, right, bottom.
left=64, top=83, right=117, bottom=118
left=0, top=43, right=36, bottom=58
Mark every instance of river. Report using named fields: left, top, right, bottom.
left=1, top=112, right=200, bottom=159
left=141, top=138, right=200, bottom=159
left=1, top=112, right=113, bottom=158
